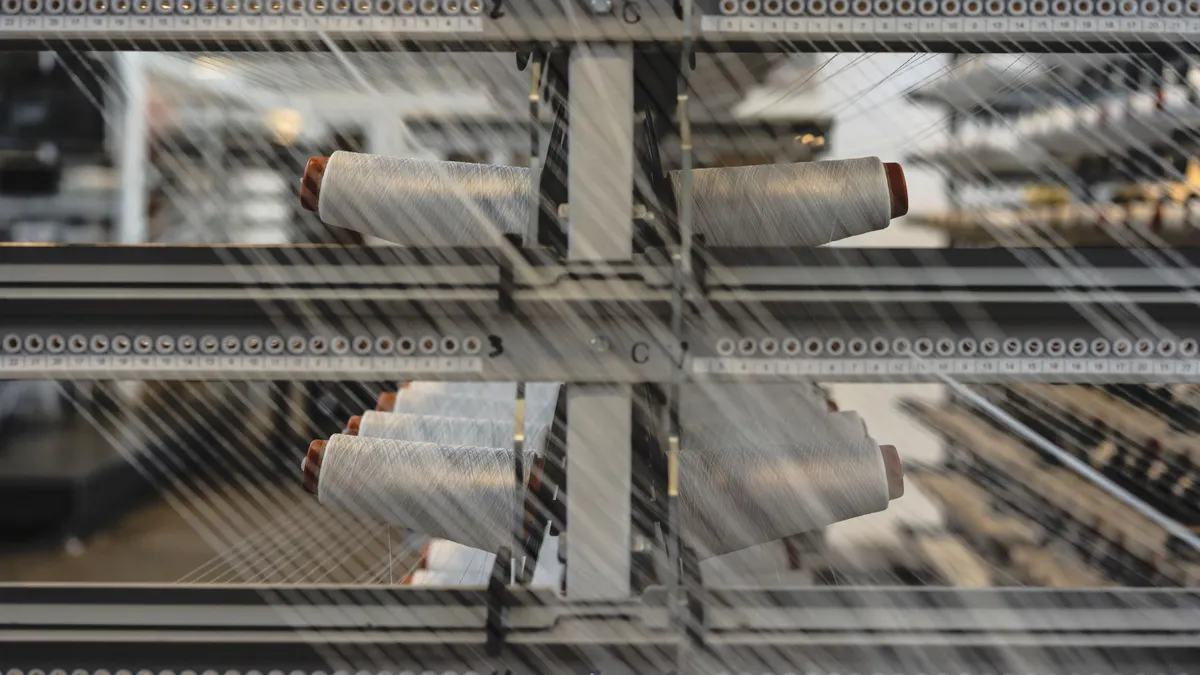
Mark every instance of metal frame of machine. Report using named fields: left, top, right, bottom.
left=4, top=1, right=1200, bottom=669
left=0, top=0, right=1198, bottom=51
left=4, top=585, right=1200, bottom=671
left=2, top=245, right=1200, bottom=383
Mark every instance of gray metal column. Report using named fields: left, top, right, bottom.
left=566, top=384, right=633, bottom=600
left=487, top=148, right=511, bottom=167
left=567, top=45, right=635, bottom=261
left=115, top=53, right=149, bottom=245
left=563, top=44, right=636, bottom=600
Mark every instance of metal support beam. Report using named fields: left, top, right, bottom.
left=3, top=585, right=1200, bottom=671
left=10, top=248, right=1200, bottom=383
left=567, top=45, right=635, bottom=261
left=1, top=16, right=1197, bottom=52
left=562, top=44, right=636, bottom=600
left=566, top=384, right=633, bottom=600
left=115, top=53, right=148, bottom=245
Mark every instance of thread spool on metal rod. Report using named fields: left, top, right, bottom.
left=378, top=382, right=561, bottom=408
left=304, top=419, right=903, bottom=559
left=676, top=384, right=902, bottom=559
left=306, top=394, right=904, bottom=560
left=373, top=388, right=557, bottom=421
left=299, top=153, right=909, bottom=248
left=303, top=434, right=543, bottom=552
left=347, top=411, right=552, bottom=454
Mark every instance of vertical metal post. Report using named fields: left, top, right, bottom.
left=944, top=54, right=964, bottom=213
left=512, top=381, right=527, bottom=582
left=670, top=2, right=696, bottom=661
left=563, top=44, right=636, bottom=601
left=567, top=45, right=635, bottom=261
left=566, top=385, right=633, bottom=600
left=115, top=53, right=148, bottom=245
left=528, top=59, right=543, bottom=247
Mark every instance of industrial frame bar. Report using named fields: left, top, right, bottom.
left=6, top=247, right=1200, bottom=382
left=2, top=585, right=1199, bottom=671
left=561, top=45, right=637, bottom=601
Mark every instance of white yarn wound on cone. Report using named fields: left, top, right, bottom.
left=678, top=383, right=891, bottom=558
left=394, top=382, right=560, bottom=425
left=359, top=411, right=552, bottom=454
left=319, top=154, right=527, bottom=247
left=408, top=539, right=496, bottom=586
left=401, top=382, right=527, bottom=401
left=317, top=434, right=536, bottom=552
left=320, top=382, right=887, bottom=561
left=668, top=160, right=894, bottom=246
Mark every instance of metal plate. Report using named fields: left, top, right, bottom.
left=2, top=585, right=1198, bottom=671
left=3, top=245, right=1199, bottom=382
left=0, top=2, right=1196, bottom=50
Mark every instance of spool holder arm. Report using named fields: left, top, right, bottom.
left=486, top=45, right=689, bottom=642
left=489, top=39, right=707, bottom=618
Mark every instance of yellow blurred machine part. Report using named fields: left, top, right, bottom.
left=1113, top=157, right=1200, bottom=205
left=1024, top=184, right=1072, bottom=206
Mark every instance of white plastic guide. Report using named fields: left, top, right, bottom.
left=2, top=11, right=1194, bottom=39
left=698, top=13, right=1200, bottom=37
left=0, top=354, right=483, bottom=378
left=691, top=356, right=1200, bottom=381
left=0, top=13, right=485, bottom=34
left=4, top=354, right=1199, bottom=381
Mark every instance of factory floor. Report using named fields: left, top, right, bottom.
left=0, top=496, right=220, bottom=583
left=0, top=483, right=421, bottom=584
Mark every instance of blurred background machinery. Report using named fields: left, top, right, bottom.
left=1, top=7, right=1200, bottom=672
left=0, top=40, right=844, bottom=577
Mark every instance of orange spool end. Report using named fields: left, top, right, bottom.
left=299, top=156, right=329, bottom=212
left=880, top=444, right=904, bottom=499
left=376, top=392, right=398, bottom=412
left=883, top=162, right=909, bottom=218
left=302, top=440, right=327, bottom=495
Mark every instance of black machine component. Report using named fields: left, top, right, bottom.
left=0, top=51, right=108, bottom=196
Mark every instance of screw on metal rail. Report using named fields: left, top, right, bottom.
left=590, top=336, right=611, bottom=353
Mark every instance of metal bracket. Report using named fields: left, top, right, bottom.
left=498, top=232, right=522, bottom=313
left=567, top=45, right=635, bottom=262
left=485, top=545, right=513, bottom=657
left=566, top=384, right=634, bottom=600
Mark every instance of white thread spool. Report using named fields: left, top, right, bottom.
left=357, top=380, right=560, bottom=587
left=390, top=382, right=560, bottom=422
left=311, top=381, right=893, bottom=562
left=410, top=538, right=497, bottom=585
left=398, top=394, right=516, bottom=419
left=670, top=160, right=902, bottom=246
left=358, top=411, right=551, bottom=453
left=679, top=384, right=893, bottom=558
left=315, top=155, right=527, bottom=247
left=402, top=382, right=526, bottom=400
left=316, top=435, right=536, bottom=551
left=303, top=152, right=907, bottom=247
left=368, top=381, right=562, bottom=587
